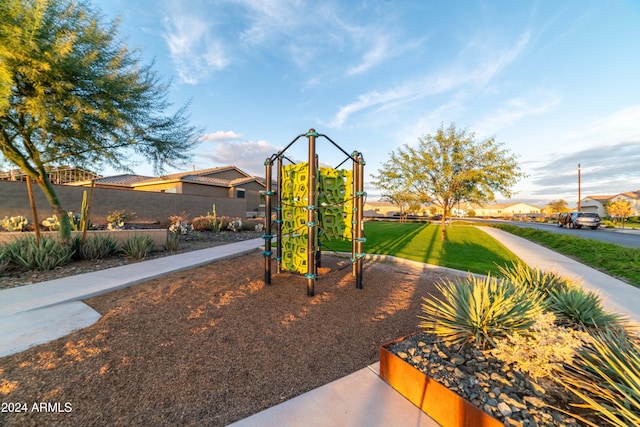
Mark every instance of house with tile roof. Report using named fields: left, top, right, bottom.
left=69, top=166, right=269, bottom=215
left=607, top=190, right=640, bottom=216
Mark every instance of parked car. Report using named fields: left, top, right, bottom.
left=570, top=212, right=601, bottom=229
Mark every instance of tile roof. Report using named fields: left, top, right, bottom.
left=93, top=174, right=155, bottom=186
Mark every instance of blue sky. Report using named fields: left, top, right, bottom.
left=96, top=0, right=640, bottom=207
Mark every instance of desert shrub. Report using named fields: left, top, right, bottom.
left=418, top=275, right=545, bottom=349
left=240, top=218, right=262, bottom=231
left=549, top=287, right=625, bottom=329
left=492, top=312, right=591, bottom=380
left=73, top=235, right=118, bottom=260
left=121, top=234, right=154, bottom=259
left=165, top=232, right=180, bottom=252
left=192, top=216, right=214, bottom=232
left=497, top=261, right=574, bottom=299
left=7, top=236, right=73, bottom=270
left=556, top=329, right=640, bottom=427
left=0, top=243, right=13, bottom=273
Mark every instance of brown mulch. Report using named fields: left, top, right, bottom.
left=0, top=251, right=448, bottom=426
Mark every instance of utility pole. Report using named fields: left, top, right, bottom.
left=578, top=163, right=581, bottom=212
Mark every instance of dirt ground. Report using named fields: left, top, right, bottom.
left=0, top=251, right=448, bottom=426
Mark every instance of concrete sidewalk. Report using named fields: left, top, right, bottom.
left=481, top=227, right=640, bottom=324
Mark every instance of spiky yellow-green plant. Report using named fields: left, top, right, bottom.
left=557, top=329, right=640, bottom=427
left=418, top=274, right=545, bottom=349
left=549, top=287, right=625, bottom=329
left=497, top=261, right=574, bottom=297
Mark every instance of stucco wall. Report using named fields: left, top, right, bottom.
left=0, top=181, right=247, bottom=226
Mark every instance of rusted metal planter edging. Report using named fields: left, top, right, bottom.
left=379, top=334, right=503, bottom=427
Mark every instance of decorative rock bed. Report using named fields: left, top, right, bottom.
left=382, top=332, right=583, bottom=427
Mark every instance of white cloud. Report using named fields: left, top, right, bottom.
left=473, top=90, right=561, bottom=137
left=565, top=105, right=640, bottom=145
left=161, top=2, right=230, bottom=84
left=328, top=31, right=531, bottom=127
left=199, top=138, right=282, bottom=175
left=203, top=131, right=242, bottom=142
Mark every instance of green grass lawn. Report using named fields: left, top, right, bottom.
left=319, top=221, right=519, bottom=276
left=490, top=224, right=640, bottom=288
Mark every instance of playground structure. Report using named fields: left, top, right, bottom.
left=262, top=129, right=366, bottom=296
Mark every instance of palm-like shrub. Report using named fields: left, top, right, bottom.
left=549, top=287, right=625, bottom=329
left=7, top=236, right=73, bottom=270
left=419, top=275, right=545, bottom=349
left=557, top=330, right=640, bottom=427
left=121, top=234, right=154, bottom=259
left=497, top=261, right=574, bottom=298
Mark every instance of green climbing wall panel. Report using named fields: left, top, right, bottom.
left=280, top=163, right=353, bottom=274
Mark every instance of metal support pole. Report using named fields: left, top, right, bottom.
left=306, top=129, right=318, bottom=296
left=352, top=152, right=358, bottom=278
left=276, top=156, right=283, bottom=274
left=355, top=153, right=364, bottom=289
left=315, top=154, right=322, bottom=269
left=264, top=158, right=273, bottom=285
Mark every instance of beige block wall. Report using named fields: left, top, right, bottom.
left=0, top=181, right=247, bottom=226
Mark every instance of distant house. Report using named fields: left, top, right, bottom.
left=580, top=195, right=613, bottom=216
left=580, top=191, right=640, bottom=217
left=363, top=201, right=403, bottom=217
left=608, top=190, right=640, bottom=216
left=0, top=165, right=100, bottom=184
left=69, top=166, right=269, bottom=215
left=469, top=202, right=542, bottom=218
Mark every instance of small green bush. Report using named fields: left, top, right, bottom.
left=557, top=329, right=640, bottom=427
left=7, top=236, right=74, bottom=270
left=121, top=234, right=154, bottom=259
left=73, top=235, right=118, bottom=260
left=418, top=274, right=545, bottom=349
left=165, top=232, right=180, bottom=252
left=549, top=287, right=625, bottom=329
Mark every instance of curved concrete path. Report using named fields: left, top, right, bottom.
left=481, top=227, right=640, bottom=324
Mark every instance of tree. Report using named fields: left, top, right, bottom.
left=606, top=200, right=632, bottom=228
left=373, top=123, right=525, bottom=241
left=545, top=199, right=570, bottom=216
left=0, top=0, right=201, bottom=239
left=378, top=182, right=416, bottom=222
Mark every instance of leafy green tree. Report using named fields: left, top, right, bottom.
left=0, top=0, right=201, bottom=239
left=545, top=199, right=570, bottom=216
left=374, top=123, right=525, bottom=240
left=606, top=199, right=632, bottom=228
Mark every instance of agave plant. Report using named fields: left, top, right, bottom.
left=7, top=236, right=73, bottom=270
left=73, top=235, right=118, bottom=260
left=497, top=261, right=574, bottom=298
left=556, top=329, right=640, bottom=427
left=549, top=287, right=625, bottom=329
left=419, top=274, right=545, bottom=349
left=121, top=234, right=154, bottom=259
